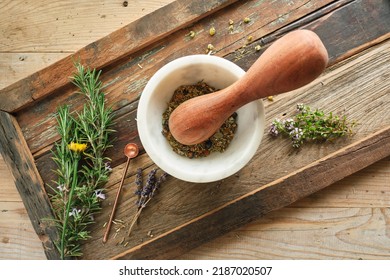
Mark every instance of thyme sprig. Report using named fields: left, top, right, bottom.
left=269, top=104, right=355, bottom=148
left=49, top=63, right=115, bottom=259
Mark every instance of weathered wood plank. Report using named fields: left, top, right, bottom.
left=2, top=0, right=389, bottom=261
left=0, top=201, right=47, bottom=260
left=0, top=0, right=239, bottom=112
left=230, top=0, right=390, bottom=69
left=182, top=207, right=390, bottom=260
left=294, top=156, right=390, bottom=208
left=0, top=111, right=59, bottom=259
left=0, top=53, right=70, bottom=90
left=2, top=0, right=389, bottom=260
left=0, top=0, right=175, bottom=53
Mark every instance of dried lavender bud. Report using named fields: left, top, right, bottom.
left=141, top=168, right=157, bottom=197
left=134, top=168, right=143, bottom=196
left=150, top=172, right=168, bottom=198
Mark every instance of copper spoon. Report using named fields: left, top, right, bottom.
left=169, top=29, right=329, bottom=145
left=102, top=143, right=139, bottom=243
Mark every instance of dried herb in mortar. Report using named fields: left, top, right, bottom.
left=162, top=81, right=238, bottom=158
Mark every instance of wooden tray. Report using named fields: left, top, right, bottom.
left=0, top=0, right=389, bottom=259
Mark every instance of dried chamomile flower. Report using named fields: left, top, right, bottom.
left=209, top=27, right=216, bottom=36
left=188, top=30, right=196, bottom=39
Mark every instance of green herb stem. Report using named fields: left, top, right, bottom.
left=60, top=155, right=79, bottom=259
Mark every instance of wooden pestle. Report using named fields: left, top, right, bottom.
left=168, top=29, right=329, bottom=145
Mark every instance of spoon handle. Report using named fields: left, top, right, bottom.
left=102, top=157, right=131, bottom=243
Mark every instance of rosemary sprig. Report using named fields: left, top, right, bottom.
left=269, top=104, right=356, bottom=148
left=49, top=63, right=115, bottom=259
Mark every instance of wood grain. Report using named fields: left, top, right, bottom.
left=0, top=0, right=175, bottom=52
left=0, top=111, right=59, bottom=259
left=0, top=1, right=388, bottom=258
left=0, top=0, right=239, bottom=112
left=0, top=53, right=69, bottom=90
left=182, top=206, right=390, bottom=260
left=0, top=201, right=46, bottom=260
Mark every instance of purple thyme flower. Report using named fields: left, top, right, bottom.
left=290, top=127, right=303, bottom=140
left=284, top=118, right=295, bottom=131
left=269, top=123, right=279, bottom=137
left=296, top=103, right=307, bottom=113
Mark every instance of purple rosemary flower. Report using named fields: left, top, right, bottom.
left=69, top=208, right=81, bottom=217
left=57, top=184, right=65, bottom=192
left=104, top=162, right=112, bottom=172
left=94, top=189, right=106, bottom=200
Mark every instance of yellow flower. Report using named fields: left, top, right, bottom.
left=68, top=142, right=87, bottom=153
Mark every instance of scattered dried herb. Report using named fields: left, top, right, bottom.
left=209, top=26, right=216, bottom=36
left=206, top=43, right=215, bottom=53
left=188, top=30, right=195, bottom=39
left=269, top=104, right=356, bottom=148
left=162, top=81, right=238, bottom=158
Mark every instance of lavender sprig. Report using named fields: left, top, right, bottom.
left=134, top=168, right=143, bottom=202
left=128, top=168, right=168, bottom=236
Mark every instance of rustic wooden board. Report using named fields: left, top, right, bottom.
left=0, top=111, right=59, bottom=259
left=0, top=0, right=389, bottom=259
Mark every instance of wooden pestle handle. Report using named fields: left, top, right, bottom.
left=169, top=29, right=329, bottom=145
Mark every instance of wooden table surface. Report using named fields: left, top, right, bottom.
left=1, top=0, right=389, bottom=260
